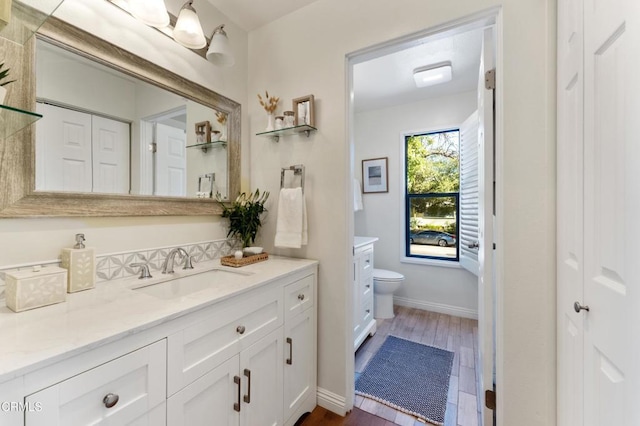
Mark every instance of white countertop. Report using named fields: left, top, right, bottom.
left=0, top=256, right=317, bottom=384
left=354, top=236, right=379, bottom=249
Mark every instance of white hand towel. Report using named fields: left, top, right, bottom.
left=354, top=178, right=364, bottom=211
left=275, top=187, right=307, bottom=248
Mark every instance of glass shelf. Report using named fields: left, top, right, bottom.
left=256, top=124, right=317, bottom=142
left=186, top=140, right=227, bottom=152
left=0, top=0, right=66, bottom=46
left=0, top=103, right=42, bottom=139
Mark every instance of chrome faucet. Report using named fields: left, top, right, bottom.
left=161, top=247, right=194, bottom=274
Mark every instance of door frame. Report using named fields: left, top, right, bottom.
left=344, top=6, right=504, bottom=423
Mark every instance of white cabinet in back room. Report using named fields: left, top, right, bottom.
left=354, top=238, right=377, bottom=350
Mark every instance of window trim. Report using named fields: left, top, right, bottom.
left=401, top=127, right=461, bottom=263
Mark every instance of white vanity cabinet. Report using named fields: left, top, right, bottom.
left=0, top=260, right=317, bottom=426
left=167, top=329, right=284, bottom=426
left=24, top=340, right=167, bottom=426
left=283, top=275, right=316, bottom=423
left=166, top=284, right=286, bottom=426
left=353, top=238, right=377, bottom=350
left=167, top=272, right=316, bottom=426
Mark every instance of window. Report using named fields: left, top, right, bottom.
left=405, top=129, right=460, bottom=261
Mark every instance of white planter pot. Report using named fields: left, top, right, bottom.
left=0, top=85, right=6, bottom=105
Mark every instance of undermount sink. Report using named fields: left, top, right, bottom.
left=132, top=268, right=252, bottom=300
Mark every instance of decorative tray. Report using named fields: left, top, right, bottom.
left=220, top=252, right=269, bottom=268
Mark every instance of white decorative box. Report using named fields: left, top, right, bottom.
left=4, top=266, right=67, bottom=312
left=60, top=247, right=96, bottom=293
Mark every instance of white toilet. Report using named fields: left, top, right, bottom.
left=373, top=268, right=405, bottom=319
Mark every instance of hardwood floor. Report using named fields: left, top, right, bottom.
left=301, top=306, right=481, bottom=426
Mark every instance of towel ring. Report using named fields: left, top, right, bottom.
left=280, top=165, right=305, bottom=194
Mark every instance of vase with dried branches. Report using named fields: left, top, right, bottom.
left=257, top=91, right=279, bottom=132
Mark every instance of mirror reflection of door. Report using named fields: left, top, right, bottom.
left=155, top=123, right=187, bottom=197
left=139, top=107, right=187, bottom=197
left=35, top=102, right=130, bottom=194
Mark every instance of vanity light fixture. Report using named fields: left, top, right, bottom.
left=206, top=25, right=235, bottom=67
left=128, top=0, right=170, bottom=28
left=107, top=0, right=235, bottom=66
left=413, top=62, right=452, bottom=88
left=173, top=0, right=207, bottom=49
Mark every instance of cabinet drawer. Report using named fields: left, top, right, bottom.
left=25, top=340, right=166, bottom=426
left=168, top=286, right=282, bottom=395
left=359, top=248, right=373, bottom=275
left=284, top=274, right=314, bottom=320
left=362, top=299, right=373, bottom=325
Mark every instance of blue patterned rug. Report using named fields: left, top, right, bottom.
left=355, top=335, right=454, bottom=425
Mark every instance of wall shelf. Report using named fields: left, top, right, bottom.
left=0, top=104, right=42, bottom=139
left=0, top=0, right=66, bottom=46
left=186, top=140, right=227, bottom=153
left=256, top=124, right=317, bottom=142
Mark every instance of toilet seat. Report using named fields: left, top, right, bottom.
left=373, top=268, right=404, bottom=282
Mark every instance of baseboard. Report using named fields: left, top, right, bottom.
left=394, top=296, right=478, bottom=319
left=316, top=387, right=347, bottom=416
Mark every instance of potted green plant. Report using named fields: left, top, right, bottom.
left=216, top=189, right=269, bottom=248
left=0, top=62, right=16, bottom=104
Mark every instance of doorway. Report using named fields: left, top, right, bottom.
left=346, top=9, right=502, bottom=426
left=138, top=106, right=187, bottom=197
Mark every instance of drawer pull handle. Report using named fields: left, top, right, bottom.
left=366, top=309, right=371, bottom=314
left=233, top=376, right=241, bottom=412
left=365, top=284, right=370, bottom=288
left=243, top=368, right=251, bottom=403
left=286, top=337, right=293, bottom=365
left=102, top=393, right=119, bottom=409
left=236, top=325, right=246, bottom=334
left=298, top=294, right=305, bottom=301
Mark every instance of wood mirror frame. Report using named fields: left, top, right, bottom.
left=0, top=17, right=240, bottom=217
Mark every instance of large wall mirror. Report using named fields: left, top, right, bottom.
left=0, top=16, right=240, bottom=217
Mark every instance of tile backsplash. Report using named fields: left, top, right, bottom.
left=0, top=238, right=241, bottom=299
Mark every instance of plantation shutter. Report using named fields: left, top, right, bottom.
left=459, top=111, right=480, bottom=276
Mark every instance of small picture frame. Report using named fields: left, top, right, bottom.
left=197, top=173, right=215, bottom=198
left=292, top=95, right=315, bottom=127
left=362, top=157, right=388, bottom=193
left=195, top=120, right=211, bottom=144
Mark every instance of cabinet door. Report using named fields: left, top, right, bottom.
left=168, top=286, right=282, bottom=395
left=167, top=355, right=240, bottom=426
left=283, top=309, right=315, bottom=423
left=25, top=340, right=166, bottom=426
left=240, top=329, right=284, bottom=426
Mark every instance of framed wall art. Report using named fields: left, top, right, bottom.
left=362, top=157, right=388, bottom=193
left=292, top=94, right=315, bottom=127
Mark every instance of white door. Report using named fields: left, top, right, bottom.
left=35, top=103, right=92, bottom=192
left=477, top=26, right=495, bottom=426
left=459, top=27, right=495, bottom=424
left=92, top=115, right=130, bottom=194
left=284, top=309, right=314, bottom=421
left=558, top=0, right=640, bottom=425
left=557, top=0, right=584, bottom=423
left=240, top=329, right=284, bottom=426
left=155, top=123, right=186, bottom=196
left=583, top=0, right=639, bottom=425
left=167, top=355, right=239, bottom=426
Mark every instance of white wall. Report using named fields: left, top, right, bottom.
left=0, top=0, right=249, bottom=267
left=248, top=1, right=556, bottom=425
left=354, top=91, right=478, bottom=317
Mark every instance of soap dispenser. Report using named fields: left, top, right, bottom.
left=60, top=233, right=96, bottom=293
